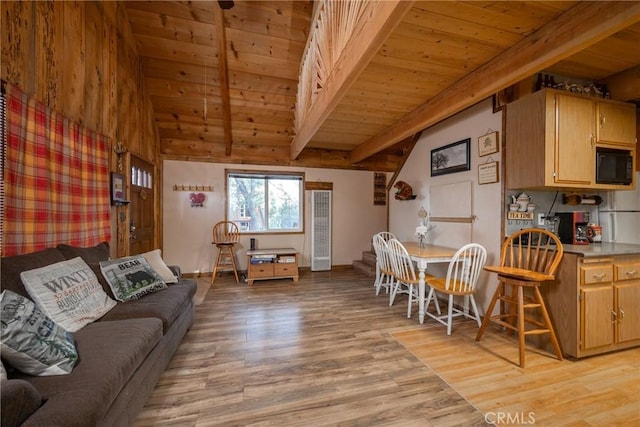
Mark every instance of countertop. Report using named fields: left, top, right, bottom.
left=562, top=242, right=640, bottom=257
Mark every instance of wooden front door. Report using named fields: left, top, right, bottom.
left=129, top=155, right=156, bottom=255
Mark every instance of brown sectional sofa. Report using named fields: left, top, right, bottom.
left=1, top=243, right=197, bottom=427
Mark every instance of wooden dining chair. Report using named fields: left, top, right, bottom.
left=372, top=233, right=396, bottom=296
left=476, top=228, right=564, bottom=367
left=387, top=239, right=440, bottom=318
left=424, top=243, right=487, bottom=335
left=211, top=220, right=240, bottom=283
left=387, top=239, right=420, bottom=317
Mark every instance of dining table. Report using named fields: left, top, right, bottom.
left=401, top=242, right=459, bottom=324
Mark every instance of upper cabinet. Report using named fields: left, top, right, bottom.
left=596, top=102, right=636, bottom=145
left=506, top=89, right=636, bottom=191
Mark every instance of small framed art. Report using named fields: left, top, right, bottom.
left=478, top=131, right=499, bottom=157
left=111, top=172, right=128, bottom=205
left=478, top=161, right=499, bottom=185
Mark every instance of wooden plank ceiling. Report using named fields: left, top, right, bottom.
left=125, top=1, right=640, bottom=172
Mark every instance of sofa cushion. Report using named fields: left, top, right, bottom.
left=1, top=248, right=67, bottom=298
left=12, top=318, right=163, bottom=427
left=20, top=257, right=117, bottom=332
left=99, top=256, right=167, bottom=301
left=56, top=242, right=110, bottom=264
left=56, top=243, right=115, bottom=297
left=0, top=379, right=43, bottom=427
left=88, top=263, right=116, bottom=299
left=98, top=280, right=197, bottom=333
left=1, top=290, right=78, bottom=376
left=141, top=249, right=178, bottom=283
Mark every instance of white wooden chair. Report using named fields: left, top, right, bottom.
left=387, top=239, right=440, bottom=319
left=372, top=233, right=395, bottom=296
left=424, top=243, right=487, bottom=335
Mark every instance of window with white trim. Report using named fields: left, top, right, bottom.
left=226, top=170, right=304, bottom=233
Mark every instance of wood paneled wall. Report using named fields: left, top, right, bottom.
left=1, top=1, right=161, bottom=256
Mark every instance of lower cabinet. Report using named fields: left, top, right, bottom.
left=544, top=253, right=640, bottom=358
left=581, top=285, right=614, bottom=350
left=246, top=248, right=299, bottom=285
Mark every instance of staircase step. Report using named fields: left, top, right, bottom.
left=353, top=260, right=376, bottom=278
left=362, top=251, right=377, bottom=267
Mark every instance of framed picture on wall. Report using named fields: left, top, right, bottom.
left=431, top=138, right=471, bottom=177
left=478, top=161, right=499, bottom=185
left=478, top=131, right=499, bottom=156
left=111, top=172, right=128, bottom=205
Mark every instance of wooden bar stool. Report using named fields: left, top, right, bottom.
left=211, top=221, right=240, bottom=283
left=476, top=228, right=564, bottom=367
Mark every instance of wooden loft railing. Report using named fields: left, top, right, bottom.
left=294, top=0, right=367, bottom=127
left=291, top=0, right=413, bottom=160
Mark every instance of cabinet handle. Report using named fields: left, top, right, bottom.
left=625, top=270, right=638, bottom=277
left=611, top=310, right=617, bottom=322
left=618, top=308, right=625, bottom=320
left=592, top=273, right=607, bottom=280
left=600, top=113, right=606, bottom=129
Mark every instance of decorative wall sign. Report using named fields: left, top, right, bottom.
left=431, top=138, right=471, bottom=177
left=507, top=211, right=534, bottom=221
left=374, top=172, right=386, bottom=205
left=478, top=161, right=499, bottom=185
left=478, top=131, right=499, bottom=156
left=189, top=192, right=206, bottom=207
left=111, top=172, right=128, bottom=205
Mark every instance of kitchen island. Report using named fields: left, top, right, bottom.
left=542, top=242, right=640, bottom=358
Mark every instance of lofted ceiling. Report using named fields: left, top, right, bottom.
left=125, top=1, right=640, bottom=172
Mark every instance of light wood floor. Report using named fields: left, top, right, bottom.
left=134, top=269, right=487, bottom=426
left=394, top=321, right=640, bottom=426
left=135, top=269, right=639, bottom=426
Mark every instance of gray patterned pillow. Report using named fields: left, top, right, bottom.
left=99, top=256, right=167, bottom=301
left=0, top=290, right=78, bottom=376
left=20, top=257, right=117, bottom=332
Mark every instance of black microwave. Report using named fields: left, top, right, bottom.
left=596, top=147, right=633, bottom=185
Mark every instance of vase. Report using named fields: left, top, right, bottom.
left=418, top=235, right=426, bottom=248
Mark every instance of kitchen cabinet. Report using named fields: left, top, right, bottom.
left=247, top=248, right=299, bottom=285
left=596, top=101, right=637, bottom=146
left=543, top=252, right=640, bottom=358
left=506, top=88, right=636, bottom=191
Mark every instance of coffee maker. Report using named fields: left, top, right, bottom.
left=555, top=211, right=590, bottom=245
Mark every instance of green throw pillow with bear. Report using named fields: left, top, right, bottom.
left=99, top=256, right=167, bottom=301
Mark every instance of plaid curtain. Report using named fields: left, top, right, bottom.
left=2, top=84, right=111, bottom=256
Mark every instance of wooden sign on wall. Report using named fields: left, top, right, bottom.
left=374, top=172, right=386, bottom=206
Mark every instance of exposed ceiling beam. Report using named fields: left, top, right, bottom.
left=350, top=1, right=640, bottom=163
left=290, top=0, right=414, bottom=160
left=599, top=65, right=640, bottom=102
left=213, top=3, right=233, bottom=156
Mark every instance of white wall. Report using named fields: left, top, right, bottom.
left=162, top=161, right=387, bottom=274
left=389, top=98, right=503, bottom=312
